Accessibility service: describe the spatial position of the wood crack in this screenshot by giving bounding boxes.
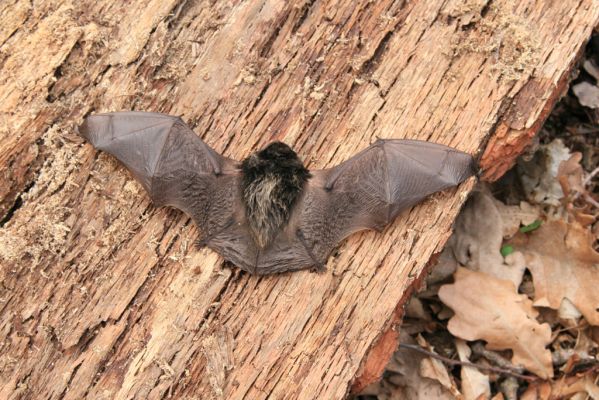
[0,179,34,227]
[260,7,292,58]
[57,361,83,400]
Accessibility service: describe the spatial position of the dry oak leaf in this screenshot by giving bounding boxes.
[518,139,572,207]
[417,335,462,399]
[583,59,599,81]
[517,219,599,326]
[494,199,539,238]
[556,152,598,224]
[358,331,455,400]
[557,152,585,198]
[451,190,525,287]
[573,81,599,109]
[439,267,553,378]
[520,373,599,400]
[455,339,491,400]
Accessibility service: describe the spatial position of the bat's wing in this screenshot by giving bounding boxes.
[262,139,476,273]
[79,111,241,240]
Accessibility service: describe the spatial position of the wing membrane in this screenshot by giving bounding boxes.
[280,139,475,270]
[80,111,240,238]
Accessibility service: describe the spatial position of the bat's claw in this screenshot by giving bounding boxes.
[373,136,386,145]
[309,262,327,274]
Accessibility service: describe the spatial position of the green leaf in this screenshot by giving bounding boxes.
[500,244,514,257]
[520,219,542,233]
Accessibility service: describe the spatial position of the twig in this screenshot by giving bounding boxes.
[581,166,599,209]
[550,322,588,341]
[583,166,599,186]
[471,342,524,374]
[399,343,538,382]
[583,193,599,209]
[568,165,599,209]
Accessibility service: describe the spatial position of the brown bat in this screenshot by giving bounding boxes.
[80,111,475,274]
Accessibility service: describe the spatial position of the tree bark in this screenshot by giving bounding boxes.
[0,1,596,399]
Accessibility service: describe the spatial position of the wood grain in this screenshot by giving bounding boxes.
[0,0,597,399]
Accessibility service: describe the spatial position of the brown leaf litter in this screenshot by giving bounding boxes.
[439,267,553,379]
[512,219,599,326]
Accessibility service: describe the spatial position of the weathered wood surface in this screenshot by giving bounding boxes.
[0,1,597,399]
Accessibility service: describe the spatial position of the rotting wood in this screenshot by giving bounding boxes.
[0,1,598,399]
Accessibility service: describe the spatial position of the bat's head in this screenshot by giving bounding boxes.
[242,141,310,176]
[241,142,311,248]
[257,142,301,163]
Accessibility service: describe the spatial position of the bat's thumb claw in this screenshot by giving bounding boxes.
[470,158,482,180]
[474,167,483,180]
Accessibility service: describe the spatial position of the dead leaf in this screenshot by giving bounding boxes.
[494,200,540,238]
[583,59,599,81]
[360,331,455,400]
[521,373,599,399]
[520,381,552,400]
[518,140,572,207]
[452,190,525,287]
[556,152,599,223]
[516,219,599,326]
[573,81,599,108]
[439,268,553,378]
[417,335,462,399]
[558,297,582,321]
[557,152,585,198]
[405,297,433,321]
[574,328,598,360]
[455,339,491,400]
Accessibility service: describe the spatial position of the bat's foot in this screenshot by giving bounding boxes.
[309,262,327,274]
[373,136,386,145]
[296,229,326,272]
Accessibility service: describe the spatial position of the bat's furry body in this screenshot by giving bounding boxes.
[80,111,476,274]
[240,142,310,248]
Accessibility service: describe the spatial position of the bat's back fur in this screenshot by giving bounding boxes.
[241,142,311,248]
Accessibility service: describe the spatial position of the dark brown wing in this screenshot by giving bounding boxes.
[251,139,475,274]
[79,111,241,241]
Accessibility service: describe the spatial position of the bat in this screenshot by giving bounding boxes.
[79,111,476,274]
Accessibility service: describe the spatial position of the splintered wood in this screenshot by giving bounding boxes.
[0,1,597,399]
